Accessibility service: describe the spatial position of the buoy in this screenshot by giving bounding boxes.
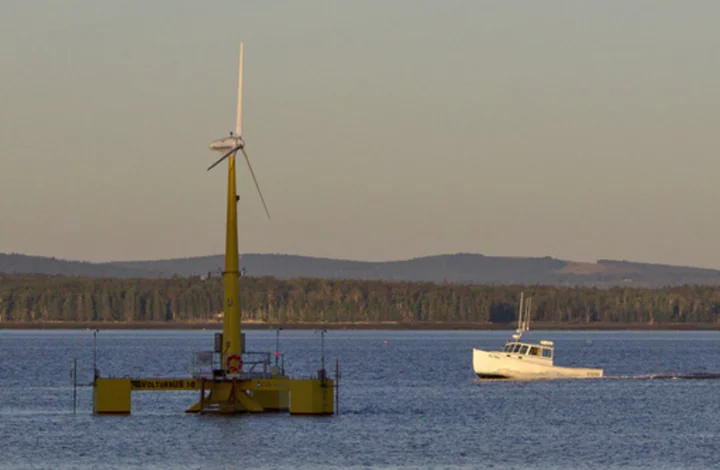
[226,354,243,373]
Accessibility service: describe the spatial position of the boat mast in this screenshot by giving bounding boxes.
[524,297,532,333]
[513,292,525,341]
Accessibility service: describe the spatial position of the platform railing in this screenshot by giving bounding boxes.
[191,350,283,379]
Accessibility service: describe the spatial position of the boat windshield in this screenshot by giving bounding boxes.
[502,340,554,358]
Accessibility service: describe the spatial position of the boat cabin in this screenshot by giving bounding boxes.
[502,340,554,361]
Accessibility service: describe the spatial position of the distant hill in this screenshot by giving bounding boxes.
[0,253,164,278]
[3,252,720,287]
[113,253,568,284]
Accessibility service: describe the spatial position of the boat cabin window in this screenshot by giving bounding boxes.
[504,342,552,358]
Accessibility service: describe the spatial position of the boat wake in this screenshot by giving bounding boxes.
[607,373,720,380]
[475,372,720,382]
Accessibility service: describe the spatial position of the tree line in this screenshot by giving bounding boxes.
[1,274,719,324]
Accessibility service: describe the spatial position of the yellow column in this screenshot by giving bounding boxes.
[94,378,132,415]
[223,153,242,369]
[289,379,335,415]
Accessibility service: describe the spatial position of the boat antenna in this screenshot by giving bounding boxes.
[513,292,525,341]
[524,297,532,332]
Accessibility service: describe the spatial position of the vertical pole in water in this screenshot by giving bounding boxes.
[320,329,327,372]
[335,358,340,415]
[200,379,205,413]
[275,327,282,367]
[93,329,98,380]
[72,359,77,414]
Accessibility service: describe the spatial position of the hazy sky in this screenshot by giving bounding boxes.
[2,1,720,268]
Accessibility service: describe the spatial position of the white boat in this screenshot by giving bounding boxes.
[472,293,603,380]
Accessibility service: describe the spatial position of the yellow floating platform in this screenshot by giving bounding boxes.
[93,376,334,416]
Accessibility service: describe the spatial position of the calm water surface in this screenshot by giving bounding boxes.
[1,329,719,469]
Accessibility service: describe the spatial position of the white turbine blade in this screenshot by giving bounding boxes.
[235,43,244,137]
[240,147,271,219]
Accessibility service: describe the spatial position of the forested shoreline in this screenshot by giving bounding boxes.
[1,274,719,326]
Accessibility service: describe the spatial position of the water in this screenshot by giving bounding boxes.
[1,329,719,469]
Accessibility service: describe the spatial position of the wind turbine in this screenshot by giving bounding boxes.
[207,43,269,375]
[208,42,271,220]
[92,43,338,417]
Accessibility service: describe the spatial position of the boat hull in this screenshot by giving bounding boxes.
[473,348,603,380]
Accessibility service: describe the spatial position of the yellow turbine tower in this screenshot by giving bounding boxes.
[206,42,271,375]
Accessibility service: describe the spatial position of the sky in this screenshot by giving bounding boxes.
[1,1,720,268]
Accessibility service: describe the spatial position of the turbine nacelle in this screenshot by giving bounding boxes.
[209,136,245,152]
